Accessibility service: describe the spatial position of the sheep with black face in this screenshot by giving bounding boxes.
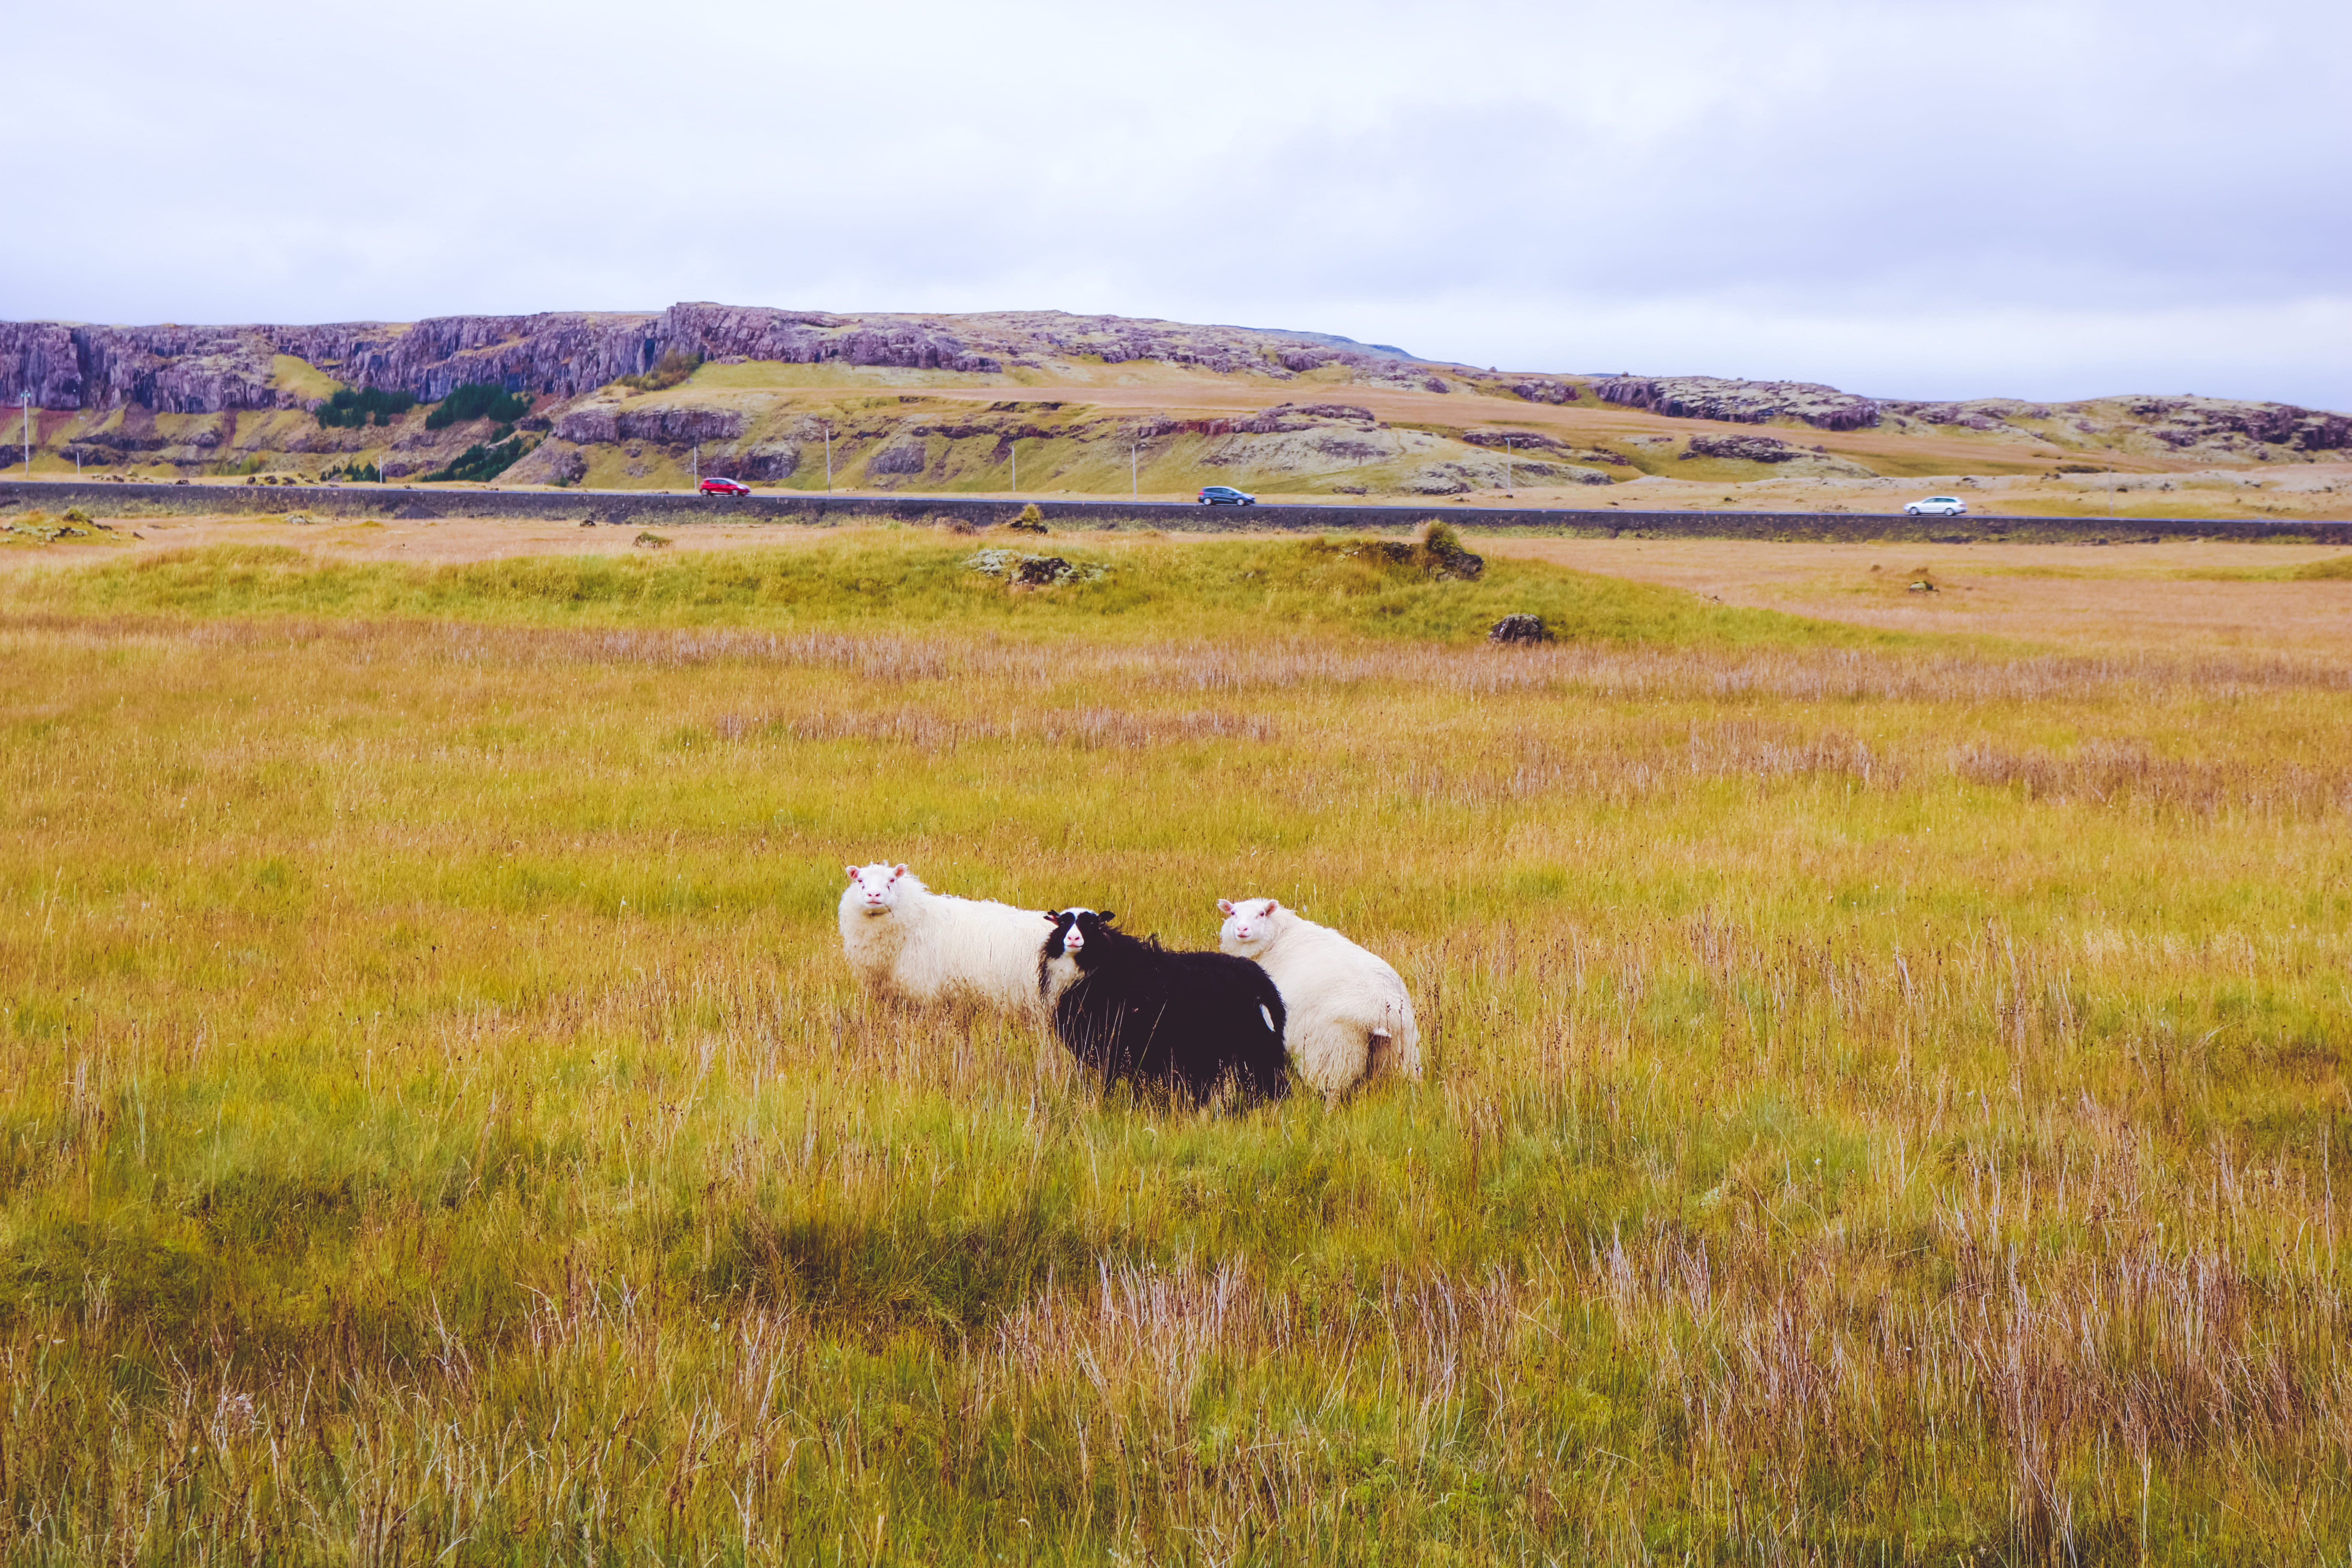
[1040,909,1290,1105]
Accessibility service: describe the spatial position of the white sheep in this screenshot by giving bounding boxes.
[1216,897,1421,1103]
[838,863,1056,1022]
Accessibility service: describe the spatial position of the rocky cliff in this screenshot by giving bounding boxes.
[4,304,2345,485]
[1592,376,1886,432]
[1878,394,2352,456]
[1590,375,2351,459]
[0,305,1437,414]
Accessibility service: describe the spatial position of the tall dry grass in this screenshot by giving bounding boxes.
[1,539,2348,1562]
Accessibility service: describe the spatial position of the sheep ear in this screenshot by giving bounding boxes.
[844,865,858,880]
[1043,910,1061,923]
[1098,911,1116,924]
[1217,899,1235,916]
[891,864,907,878]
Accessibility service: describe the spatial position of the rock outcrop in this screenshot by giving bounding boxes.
[552,406,621,445]
[733,443,800,480]
[866,439,929,475]
[1594,376,1884,432]
[1878,395,2352,457]
[615,407,744,445]
[1459,428,1571,453]
[1681,433,1806,463]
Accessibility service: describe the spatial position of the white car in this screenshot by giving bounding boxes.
[1905,495,1967,517]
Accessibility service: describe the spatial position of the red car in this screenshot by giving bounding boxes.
[699,477,751,496]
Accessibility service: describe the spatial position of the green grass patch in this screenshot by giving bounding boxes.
[0,561,2347,1559]
[267,354,341,401]
[17,534,1899,647]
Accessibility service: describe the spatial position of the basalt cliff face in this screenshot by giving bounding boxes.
[0,305,1434,414]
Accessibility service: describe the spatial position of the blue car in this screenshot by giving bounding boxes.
[1198,486,1258,505]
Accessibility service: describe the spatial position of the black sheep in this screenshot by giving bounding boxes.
[1039,909,1290,1105]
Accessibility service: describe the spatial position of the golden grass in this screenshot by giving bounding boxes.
[7,534,1884,650]
[2,534,2349,1562]
[1482,536,2352,655]
[267,355,343,401]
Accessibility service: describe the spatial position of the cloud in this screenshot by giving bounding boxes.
[7,0,2346,404]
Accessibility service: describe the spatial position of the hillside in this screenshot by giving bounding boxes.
[2,305,2347,514]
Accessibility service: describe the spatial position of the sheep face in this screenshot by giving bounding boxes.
[844,862,910,916]
[1217,898,1283,953]
[1044,908,1116,973]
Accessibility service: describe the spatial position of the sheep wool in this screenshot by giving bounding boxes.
[1217,897,1421,1103]
[1044,909,1290,1106]
[838,863,1057,1022]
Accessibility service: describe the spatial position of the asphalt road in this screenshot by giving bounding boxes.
[5,477,2348,545]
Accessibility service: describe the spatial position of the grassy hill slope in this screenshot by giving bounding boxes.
[16,531,1899,649]
[6,308,2345,512]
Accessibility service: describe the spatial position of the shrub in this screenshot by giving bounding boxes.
[425,384,534,430]
[420,436,533,484]
[315,387,418,428]
[323,461,383,484]
[616,350,703,393]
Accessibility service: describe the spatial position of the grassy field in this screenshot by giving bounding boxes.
[3,530,2349,1564]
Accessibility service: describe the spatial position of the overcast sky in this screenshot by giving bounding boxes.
[9,0,2347,405]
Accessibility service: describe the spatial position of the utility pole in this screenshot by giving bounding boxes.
[18,394,29,475]
[1011,441,1017,494]
[1131,441,1138,499]
[1503,436,1513,493]
[823,424,832,492]
[693,440,700,488]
